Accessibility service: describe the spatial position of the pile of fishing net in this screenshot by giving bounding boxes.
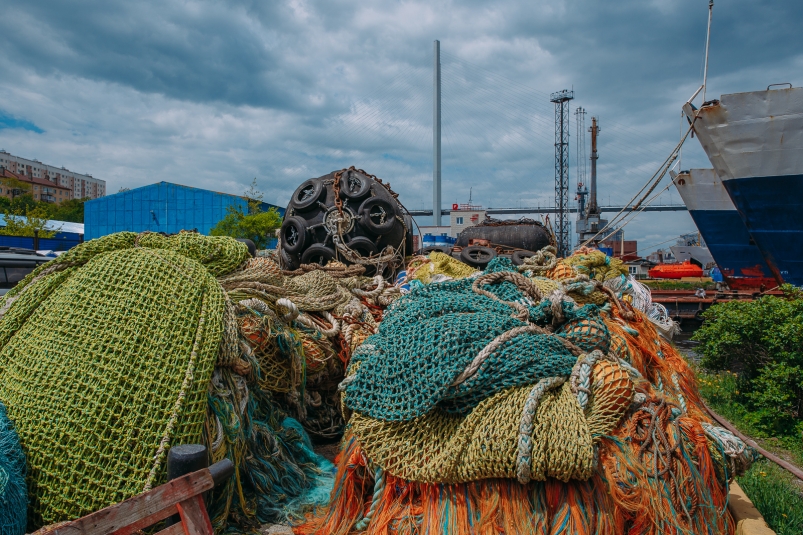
[0,231,397,533]
[295,251,758,535]
[0,230,759,535]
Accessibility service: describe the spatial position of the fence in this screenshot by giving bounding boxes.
[0,231,83,252]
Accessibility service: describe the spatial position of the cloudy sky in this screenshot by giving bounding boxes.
[1,0,801,251]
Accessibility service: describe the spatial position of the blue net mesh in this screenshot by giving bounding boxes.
[0,401,26,535]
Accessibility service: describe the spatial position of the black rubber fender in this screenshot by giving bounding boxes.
[359,197,397,235]
[340,169,372,200]
[346,236,379,258]
[235,238,256,258]
[280,248,300,270]
[460,245,497,268]
[511,249,537,266]
[280,216,308,254]
[290,179,325,212]
[346,236,380,276]
[422,245,452,256]
[403,214,414,255]
[301,244,336,266]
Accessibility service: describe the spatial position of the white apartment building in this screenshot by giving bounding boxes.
[0,150,106,200]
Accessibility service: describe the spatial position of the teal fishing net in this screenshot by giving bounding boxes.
[345,258,611,421]
[0,401,26,535]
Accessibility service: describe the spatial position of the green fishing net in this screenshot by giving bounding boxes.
[0,232,248,527]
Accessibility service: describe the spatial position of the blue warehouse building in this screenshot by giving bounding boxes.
[84,182,284,240]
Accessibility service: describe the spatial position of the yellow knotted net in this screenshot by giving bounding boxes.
[410,252,479,284]
[346,358,634,484]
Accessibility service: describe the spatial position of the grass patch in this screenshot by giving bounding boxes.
[694,367,803,534]
[695,368,803,464]
[641,279,717,291]
[738,460,803,535]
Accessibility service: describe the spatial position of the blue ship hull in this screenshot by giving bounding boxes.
[723,175,803,286]
[683,88,803,286]
[688,209,776,288]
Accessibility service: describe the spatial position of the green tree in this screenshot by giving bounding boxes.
[0,205,59,238]
[48,198,87,223]
[210,178,282,249]
[9,193,37,213]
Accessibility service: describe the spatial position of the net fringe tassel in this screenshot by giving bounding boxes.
[295,422,734,535]
[605,309,707,421]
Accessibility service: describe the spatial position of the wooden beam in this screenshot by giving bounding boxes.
[41,471,215,535]
[176,495,214,535]
[154,523,186,535]
[109,505,178,535]
[729,481,776,535]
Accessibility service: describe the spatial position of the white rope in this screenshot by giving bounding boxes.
[451,325,544,386]
[296,310,340,337]
[702,422,747,458]
[515,376,567,483]
[276,297,299,322]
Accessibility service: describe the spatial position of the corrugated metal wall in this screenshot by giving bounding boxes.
[84,182,284,240]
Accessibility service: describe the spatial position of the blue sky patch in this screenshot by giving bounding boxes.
[0,111,44,134]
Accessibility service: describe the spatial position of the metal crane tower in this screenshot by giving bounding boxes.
[574,107,588,217]
[551,89,574,257]
[588,116,600,215]
[575,116,610,245]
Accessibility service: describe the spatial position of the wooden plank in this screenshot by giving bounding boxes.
[110,505,178,535]
[176,495,214,535]
[153,523,186,535]
[729,481,776,535]
[46,470,215,535]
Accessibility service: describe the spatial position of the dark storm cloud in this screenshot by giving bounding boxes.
[0,0,801,250]
[0,1,336,111]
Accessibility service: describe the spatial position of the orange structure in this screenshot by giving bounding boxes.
[648,260,704,279]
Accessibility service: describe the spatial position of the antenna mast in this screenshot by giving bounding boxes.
[433,40,442,226]
[702,0,714,102]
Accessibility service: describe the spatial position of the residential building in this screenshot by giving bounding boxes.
[0,150,106,200]
[0,167,73,203]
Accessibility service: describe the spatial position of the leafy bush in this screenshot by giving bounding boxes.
[46,198,87,223]
[0,195,86,225]
[0,206,57,238]
[210,179,282,250]
[695,367,803,460]
[693,287,803,436]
